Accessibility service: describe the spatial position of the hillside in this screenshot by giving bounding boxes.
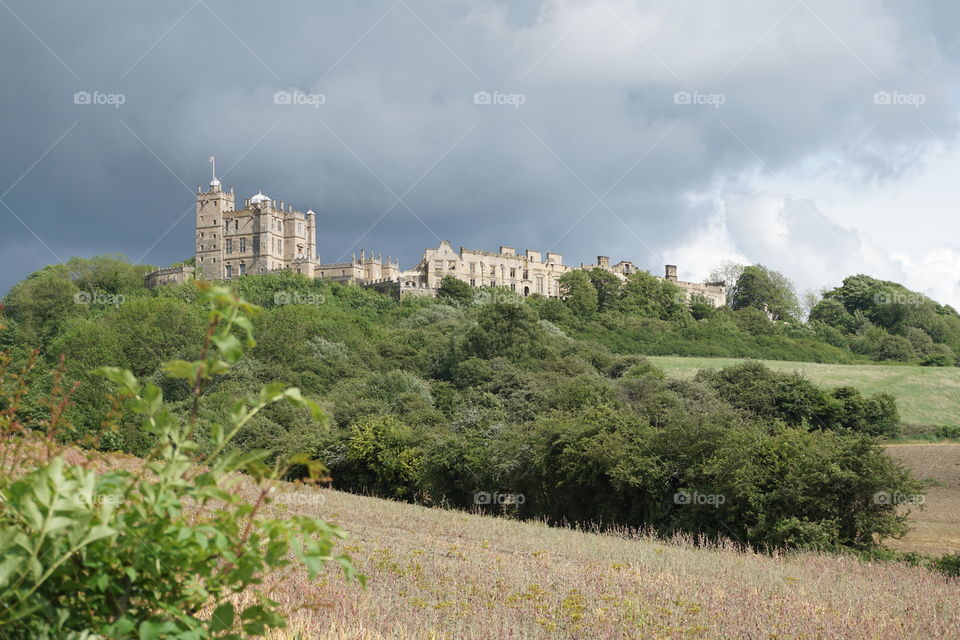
[649,356,960,429]
[257,482,960,639]
[886,443,960,555]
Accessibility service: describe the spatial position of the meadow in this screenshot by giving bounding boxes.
[649,356,960,429]
[250,478,960,639]
[886,443,960,555]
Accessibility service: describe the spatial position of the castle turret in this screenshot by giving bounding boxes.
[195,166,235,280]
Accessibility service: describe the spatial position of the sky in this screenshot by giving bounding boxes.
[1,0,959,306]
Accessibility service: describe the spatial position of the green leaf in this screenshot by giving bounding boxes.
[209,601,235,632]
[212,334,243,364]
[162,360,198,381]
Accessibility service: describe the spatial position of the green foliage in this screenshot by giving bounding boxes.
[462,302,548,361]
[436,275,475,306]
[587,268,622,312]
[616,271,686,320]
[558,270,598,318]
[0,281,362,638]
[1,257,937,559]
[730,265,801,321]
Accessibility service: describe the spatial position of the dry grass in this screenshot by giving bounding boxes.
[886,443,960,555]
[245,481,960,639]
[11,444,960,638]
[648,355,960,428]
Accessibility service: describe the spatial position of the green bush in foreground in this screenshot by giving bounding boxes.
[0,283,363,639]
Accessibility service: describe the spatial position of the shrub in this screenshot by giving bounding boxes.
[0,282,362,638]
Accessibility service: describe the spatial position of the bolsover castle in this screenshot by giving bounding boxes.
[146,174,726,306]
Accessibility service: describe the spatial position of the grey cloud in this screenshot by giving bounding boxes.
[1,0,959,300]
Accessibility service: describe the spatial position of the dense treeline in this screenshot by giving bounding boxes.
[1,256,927,550]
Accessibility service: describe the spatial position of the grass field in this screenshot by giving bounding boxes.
[886,443,960,556]
[648,356,960,429]
[247,481,960,639]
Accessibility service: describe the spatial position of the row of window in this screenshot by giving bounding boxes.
[433,260,558,281]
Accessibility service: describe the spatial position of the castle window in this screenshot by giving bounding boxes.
[510,268,516,278]
[240,238,246,253]
[226,239,233,253]
[252,236,259,254]
[224,220,229,233]
[239,263,246,276]
[234,219,239,230]
[225,264,233,279]
[297,222,302,233]
[523,270,529,279]
[510,283,516,291]
[470,278,476,286]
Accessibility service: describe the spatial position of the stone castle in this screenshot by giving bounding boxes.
[146,174,726,306]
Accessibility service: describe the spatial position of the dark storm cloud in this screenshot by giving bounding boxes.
[1,0,959,297]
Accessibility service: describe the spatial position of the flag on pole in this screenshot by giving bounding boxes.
[209,156,215,163]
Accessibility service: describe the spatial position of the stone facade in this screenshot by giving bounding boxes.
[144,265,194,288]
[317,250,401,285]
[195,180,319,280]
[185,178,394,284]
[147,173,726,307]
[399,241,568,297]
[399,241,726,305]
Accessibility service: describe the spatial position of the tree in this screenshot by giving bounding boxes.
[437,275,475,305]
[617,271,686,320]
[730,265,800,321]
[587,268,622,312]
[707,260,745,305]
[462,302,548,361]
[809,298,856,332]
[558,271,598,317]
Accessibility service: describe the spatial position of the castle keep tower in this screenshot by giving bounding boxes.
[195,165,318,279]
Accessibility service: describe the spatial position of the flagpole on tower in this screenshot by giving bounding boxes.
[209,156,216,183]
